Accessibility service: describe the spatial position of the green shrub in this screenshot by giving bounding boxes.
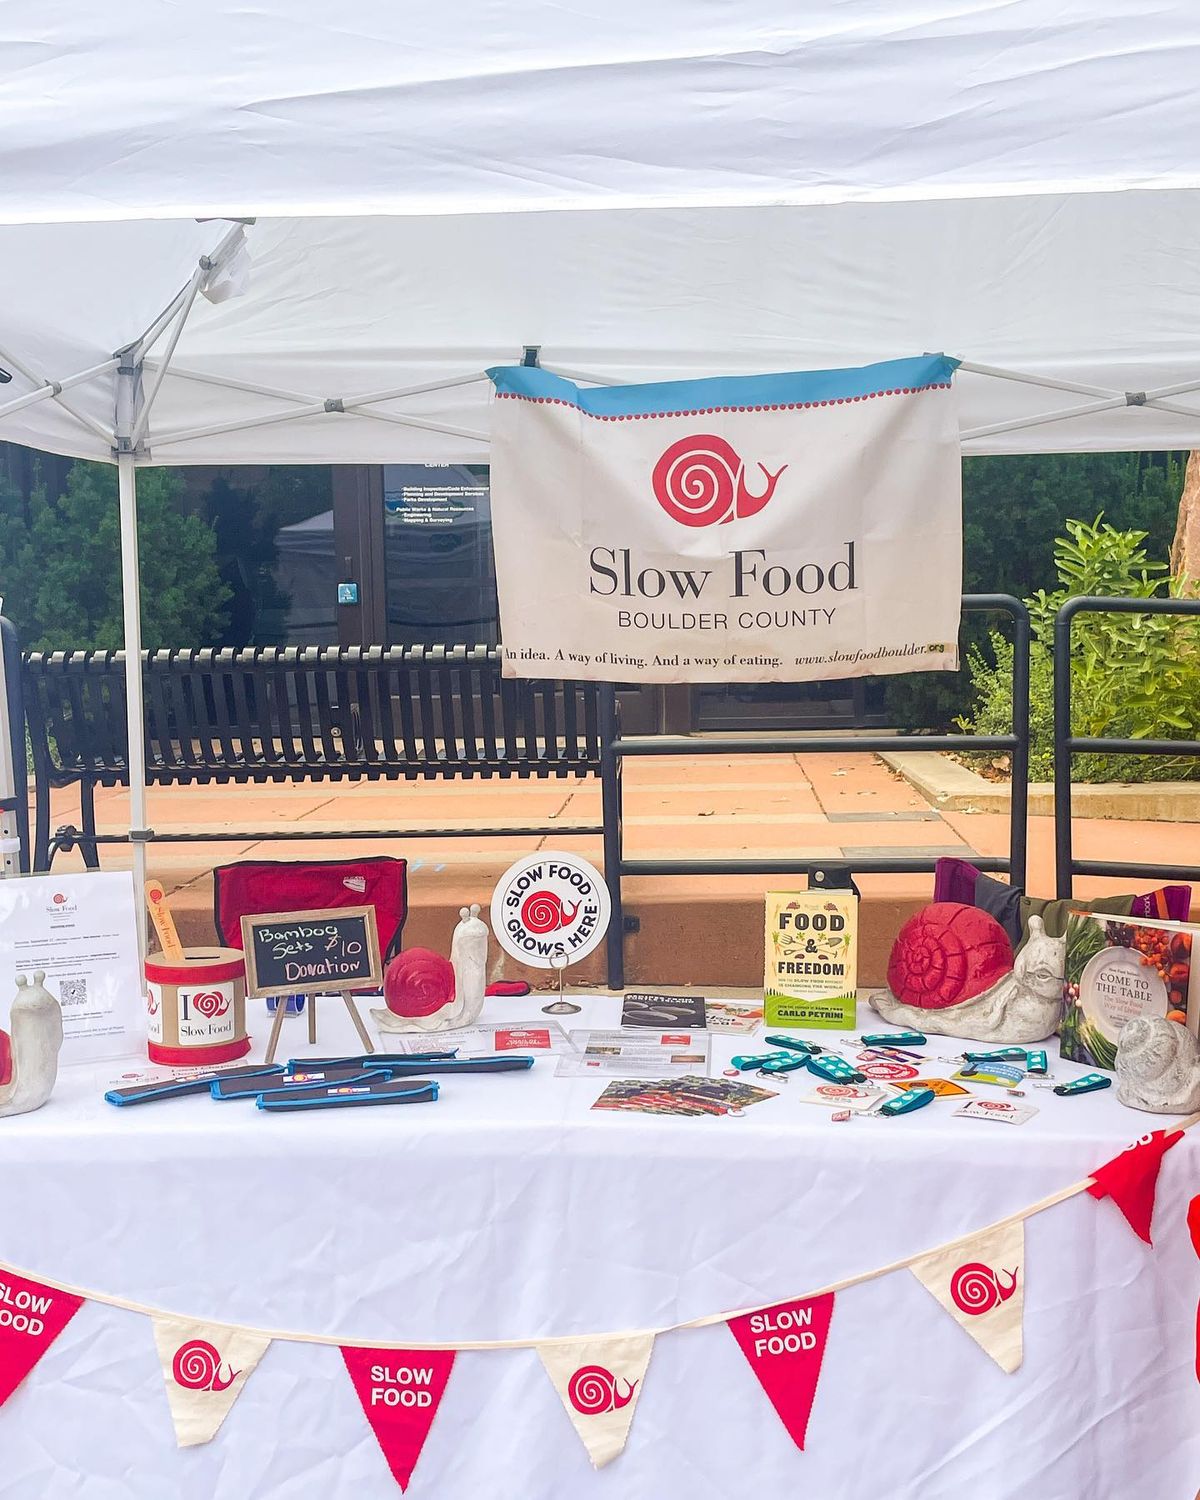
[957,517,1200,783]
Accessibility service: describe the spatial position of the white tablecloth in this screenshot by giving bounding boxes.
[0,995,1196,1500]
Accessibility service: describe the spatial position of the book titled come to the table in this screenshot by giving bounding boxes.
[1060,911,1197,1069]
[764,891,859,1030]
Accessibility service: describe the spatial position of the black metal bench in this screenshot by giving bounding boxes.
[21,645,618,870]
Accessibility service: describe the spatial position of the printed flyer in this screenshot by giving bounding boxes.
[0,872,142,1062]
[764,892,858,1030]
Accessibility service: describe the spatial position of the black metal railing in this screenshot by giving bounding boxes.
[600,595,1031,987]
[0,619,28,873]
[1053,595,1200,897]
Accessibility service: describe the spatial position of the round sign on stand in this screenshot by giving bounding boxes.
[489,852,611,1016]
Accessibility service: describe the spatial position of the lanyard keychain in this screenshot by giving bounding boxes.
[962,1047,1029,1064]
[879,1084,935,1117]
[808,1054,868,1084]
[763,1035,824,1056]
[861,1030,927,1049]
[1053,1073,1112,1097]
[757,1053,813,1075]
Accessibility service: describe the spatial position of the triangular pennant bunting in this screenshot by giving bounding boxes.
[1188,1195,1200,1384]
[538,1333,654,1469]
[1087,1128,1183,1244]
[727,1292,834,1450]
[151,1315,271,1447]
[0,1271,82,1405]
[341,1346,456,1491]
[910,1220,1024,1373]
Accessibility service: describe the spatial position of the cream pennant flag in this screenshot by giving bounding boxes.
[151,1315,271,1447]
[909,1220,1025,1373]
[538,1333,654,1468]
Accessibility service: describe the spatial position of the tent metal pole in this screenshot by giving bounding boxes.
[961,394,1130,442]
[0,342,115,445]
[129,270,204,446]
[114,355,149,962]
[0,358,119,422]
[952,359,1115,398]
[540,364,624,386]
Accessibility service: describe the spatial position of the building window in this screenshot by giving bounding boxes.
[382,465,498,649]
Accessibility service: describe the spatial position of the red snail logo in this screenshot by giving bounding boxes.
[567,1365,638,1416]
[520,891,580,935]
[651,434,787,527]
[190,990,229,1020]
[949,1262,1019,1317]
[146,992,160,1017]
[172,1339,239,1392]
[52,893,66,905]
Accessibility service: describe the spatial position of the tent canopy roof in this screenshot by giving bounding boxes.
[3,1,1200,462]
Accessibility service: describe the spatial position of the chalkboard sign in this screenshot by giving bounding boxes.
[240,906,383,999]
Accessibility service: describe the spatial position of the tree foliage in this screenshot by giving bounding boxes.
[0,459,230,651]
[959,517,1200,782]
[883,451,1187,728]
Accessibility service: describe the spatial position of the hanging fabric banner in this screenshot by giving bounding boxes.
[538,1333,655,1468]
[910,1221,1025,1373]
[341,1347,456,1492]
[726,1292,834,1450]
[487,355,962,685]
[151,1316,271,1447]
[0,1270,82,1406]
[1087,1129,1183,1244]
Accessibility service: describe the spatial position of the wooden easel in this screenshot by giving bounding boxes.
[263,989,375,1064]
[240,907,384,1064]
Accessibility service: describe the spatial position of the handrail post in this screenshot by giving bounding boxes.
[1053,602,1075,898]
[598,683,624,989]
[1008,599,1031,893]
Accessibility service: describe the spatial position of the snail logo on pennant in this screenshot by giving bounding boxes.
[651,434,787,528]
[538,1334,654,1468]
[567,1364,638,1416]
[949,1262,1019,1317]
[490,852,611,970]
[910,1221,1025,1373]
[152,1315,271,1448]
[172,1338,239,1392]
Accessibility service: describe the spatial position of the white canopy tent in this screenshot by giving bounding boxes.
[3,0,1200,943]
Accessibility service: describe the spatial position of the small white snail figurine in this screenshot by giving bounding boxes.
[1116,1016,1200,1114]
[371,905,490,1034]
[0,970,64,1118]
[447,903,488,1029]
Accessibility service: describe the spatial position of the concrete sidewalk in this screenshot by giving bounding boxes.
[35,754,1199,987]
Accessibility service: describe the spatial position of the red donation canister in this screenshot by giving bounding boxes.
[144,947,250,1066]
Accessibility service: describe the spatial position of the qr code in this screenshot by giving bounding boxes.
[57,978,89,1011]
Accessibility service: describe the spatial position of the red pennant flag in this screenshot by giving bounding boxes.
[0,1270,83,1405]
[341,1347,455,1491]
[1188,1196,1200,1383]
[727,1293,834,1450]
[1087,1128,1183,1244]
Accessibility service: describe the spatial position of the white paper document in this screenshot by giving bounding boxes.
[380,1021,577,1056]
[556,1028,711,1079]
[0,872,143,1062]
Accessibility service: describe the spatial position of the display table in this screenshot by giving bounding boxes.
[0,994,1196,1499]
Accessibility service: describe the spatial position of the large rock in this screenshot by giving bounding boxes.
[1171,451,1200,594]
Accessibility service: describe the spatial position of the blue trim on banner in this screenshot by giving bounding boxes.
[486,355,958,417]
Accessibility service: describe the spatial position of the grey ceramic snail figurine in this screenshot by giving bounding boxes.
[1116,1016,1200,1114]
[0,970,64,1118]
[872,913,1066,1044]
